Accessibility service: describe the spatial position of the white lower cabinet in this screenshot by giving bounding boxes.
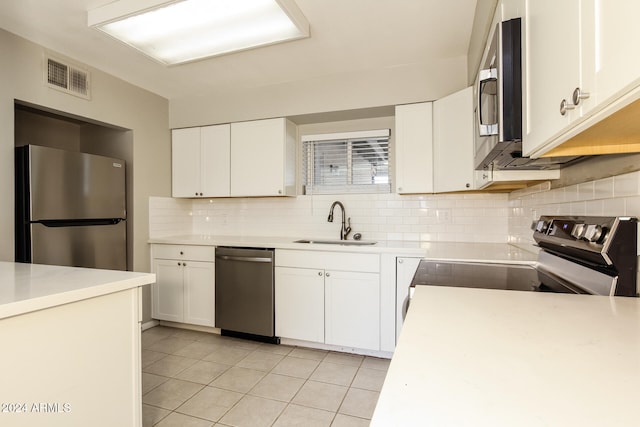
[275,267,325,343]
[152,259,185,323]
[151,244,215,327]
[324,270,380,350]
[395,257,422,341]
[275,250,381,351]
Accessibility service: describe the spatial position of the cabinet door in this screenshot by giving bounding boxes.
[183,261,215,327]
[433,87,474,192]
[172,128,202,197]
[152,259,184,322]
[275,267,325,342]
[325,271,380,350]
[231,118,287,197]
[201,124,231,197]
[590,2,640,107]
[395,257,421,343]
[394,103,433,194]
[523,0,580,156]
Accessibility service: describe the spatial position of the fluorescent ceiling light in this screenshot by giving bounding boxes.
[88,0,310,65]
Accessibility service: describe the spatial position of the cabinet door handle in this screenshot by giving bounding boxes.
[572,87,590,106]
[180,251,184,255]
[195,192,199,196]
[318,271,323,276]
[278,189,282,195]
[177,262,182,266]
[325,272,330,277]
[398,259,404,264]
[559,99,575,116]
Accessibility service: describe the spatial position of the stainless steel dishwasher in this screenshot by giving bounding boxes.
[215,246,278,343]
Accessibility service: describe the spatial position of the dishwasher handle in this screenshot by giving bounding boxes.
[216,255,273,263]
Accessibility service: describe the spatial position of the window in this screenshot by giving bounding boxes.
[302,129,391,195]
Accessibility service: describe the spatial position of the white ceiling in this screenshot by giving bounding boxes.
[0,0,478,100]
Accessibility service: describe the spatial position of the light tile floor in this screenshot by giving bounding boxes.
[142,326,389,427]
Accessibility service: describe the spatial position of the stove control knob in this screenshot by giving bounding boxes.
[571,223,586,239]
[583,224,604,242]
[532,220,549,233]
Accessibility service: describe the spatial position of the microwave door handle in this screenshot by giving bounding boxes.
[497,20,505,143]
[477,68,498,137]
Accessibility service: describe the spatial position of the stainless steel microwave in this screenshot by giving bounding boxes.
[474,18,581,170]
[474,18,522,170]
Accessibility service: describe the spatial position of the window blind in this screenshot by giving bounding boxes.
[302,129,391,195]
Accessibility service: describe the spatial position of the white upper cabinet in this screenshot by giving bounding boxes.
[588,1,640,107]
[433,87,475,192]
[524,0,640,157]
[523,0,579,156]
[172,124,230,198]
[201,125,231,197]
[230,118,297,197]
[172,127,201,198]
[394,102,434,194]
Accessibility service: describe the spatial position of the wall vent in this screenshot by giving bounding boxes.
[45,56,91,99]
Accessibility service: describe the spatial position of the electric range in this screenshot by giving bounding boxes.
[409,216,638,307]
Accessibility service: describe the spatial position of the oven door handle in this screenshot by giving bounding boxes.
[216,255,273,263]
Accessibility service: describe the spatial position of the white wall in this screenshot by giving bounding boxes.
[0,29,171,320]
[169,56,468,128]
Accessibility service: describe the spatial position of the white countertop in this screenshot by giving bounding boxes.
[0,262,155,320]
[372,286,640,426]
[149,235,539,263]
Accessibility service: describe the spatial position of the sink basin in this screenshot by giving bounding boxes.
[294,239,377,246]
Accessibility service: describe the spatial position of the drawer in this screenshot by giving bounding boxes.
[275,249,379,273]
[151,244,215,262]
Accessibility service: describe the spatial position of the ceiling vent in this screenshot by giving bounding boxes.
[45,56,91,99]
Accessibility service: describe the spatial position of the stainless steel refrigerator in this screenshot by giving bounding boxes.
[15,145,127,270]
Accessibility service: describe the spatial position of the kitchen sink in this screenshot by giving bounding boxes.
[293,239,377,246]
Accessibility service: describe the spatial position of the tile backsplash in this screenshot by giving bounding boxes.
[508,171,640,246]
[149,193,510,243]
[150,171,640,245]
[148,196,193,238]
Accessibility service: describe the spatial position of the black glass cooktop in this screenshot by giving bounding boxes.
[411,261,541,292]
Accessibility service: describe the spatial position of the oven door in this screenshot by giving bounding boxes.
[536,251,616,295]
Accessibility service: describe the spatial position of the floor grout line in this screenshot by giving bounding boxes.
[142,326,385,426]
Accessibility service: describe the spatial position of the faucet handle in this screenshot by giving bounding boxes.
[344,217,352,239]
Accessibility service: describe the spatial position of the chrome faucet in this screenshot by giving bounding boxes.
[328,201,352,240]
